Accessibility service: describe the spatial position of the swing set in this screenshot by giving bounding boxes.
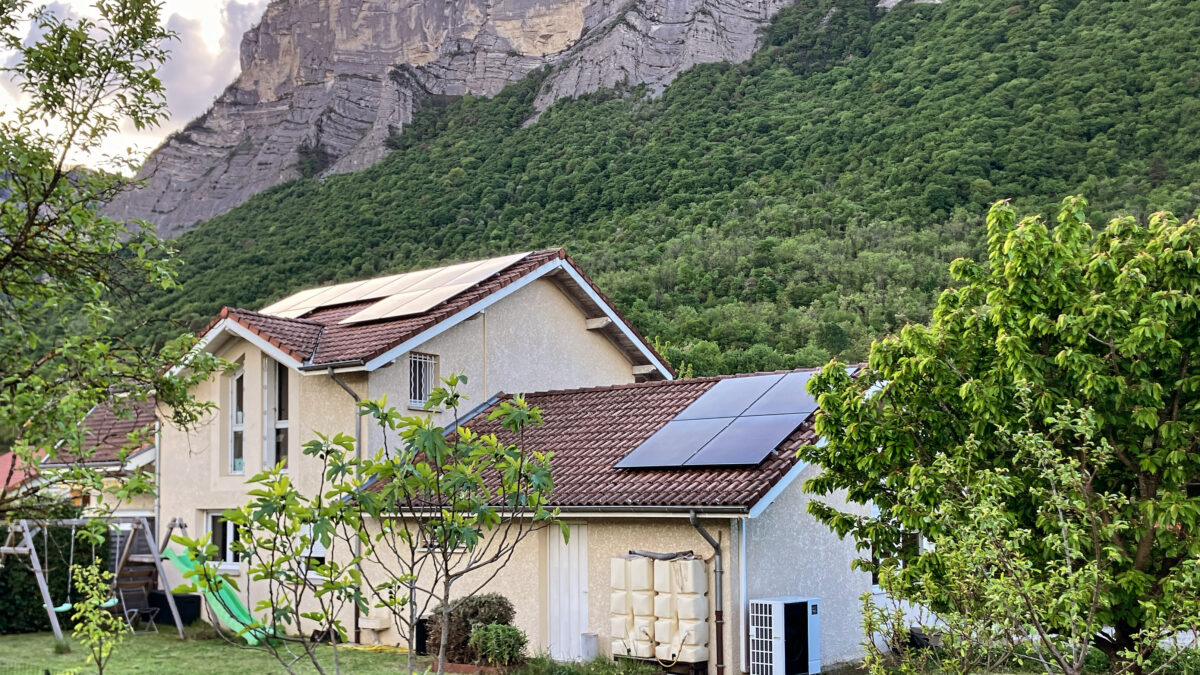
[0,516,185,642]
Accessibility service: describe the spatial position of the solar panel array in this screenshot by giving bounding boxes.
[614,371,821,469]
[259,252,531,321]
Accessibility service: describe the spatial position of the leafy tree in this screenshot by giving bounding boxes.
[0,0,219,517]
[178,376,560,675]
[173,457,364,675]
[803,197,1200,673]
[69,562,128,675]
[335,375,561,675]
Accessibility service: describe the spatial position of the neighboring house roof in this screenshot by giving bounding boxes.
[382,368,850,513]
[42,399,157,467]
[197,249,670,376]
[0,450,39,489]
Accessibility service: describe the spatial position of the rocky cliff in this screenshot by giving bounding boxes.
[107,0,800,235]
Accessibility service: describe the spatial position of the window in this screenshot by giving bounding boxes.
[409,353,438,408]
[298,524,327,580]
[265,359,289,469]
[209,513,240,568]
[230,369,245,474]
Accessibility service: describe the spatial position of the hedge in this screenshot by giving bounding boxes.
[0,524,111,634]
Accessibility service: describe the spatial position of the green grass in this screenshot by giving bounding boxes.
[0,625,426,674]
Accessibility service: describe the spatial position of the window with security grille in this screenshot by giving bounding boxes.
[409,353,438,408]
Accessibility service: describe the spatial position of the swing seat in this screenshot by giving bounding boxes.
[101,597,118,609]
[53,602,72,613]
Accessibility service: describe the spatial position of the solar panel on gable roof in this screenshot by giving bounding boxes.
[683,412,808,467]
[614,417,732,469]
[260,285,329,317]
[674,374,784,421]
[339,252,531,324]
[743,371,819,417]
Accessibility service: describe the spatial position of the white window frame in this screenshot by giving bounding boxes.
[264,358,290,471]
[408,353,438,409]
[207,512,241,574]
[229,368,245,475]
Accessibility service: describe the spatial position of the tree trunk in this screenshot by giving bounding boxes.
[1095,622,1142,675]
[437,578,452,675]
[407,577,418,674]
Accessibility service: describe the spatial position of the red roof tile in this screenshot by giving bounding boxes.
[44,398,157,466]
[201,249,664,371]
[400,370,825,510]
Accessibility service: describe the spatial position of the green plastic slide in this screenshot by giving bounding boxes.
[161,547,269,645]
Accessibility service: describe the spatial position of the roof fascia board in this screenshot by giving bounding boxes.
[196,318,306,372]
[747,438,824,519]
[361,258,565,371]
[557,263,673,379]
[379,507,748,519]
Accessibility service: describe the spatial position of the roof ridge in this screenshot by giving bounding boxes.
[501,367,830,400]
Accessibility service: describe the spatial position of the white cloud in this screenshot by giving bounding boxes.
[0,0,268,168]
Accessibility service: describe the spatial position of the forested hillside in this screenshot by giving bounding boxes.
[137,0,1200,374]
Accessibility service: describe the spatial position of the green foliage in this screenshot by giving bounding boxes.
[132,0,1200,375]
[0,0,220,518]
[804,196,1200,673]
[342,376,559,674]
[469,622,527,667]
[68,563,127,675]
[173,452,364,675]
[516,655,659,675]
[429,594,517,663]
[0,524,109,635]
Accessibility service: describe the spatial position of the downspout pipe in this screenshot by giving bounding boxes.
[690,511,725,675]
[328,368,363,643]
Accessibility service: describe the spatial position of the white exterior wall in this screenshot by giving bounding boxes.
[743,463,872,668]
[159,277,641,613]
[366,278,636,452]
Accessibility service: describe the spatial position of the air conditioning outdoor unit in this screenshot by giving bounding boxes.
[748,597,820,675]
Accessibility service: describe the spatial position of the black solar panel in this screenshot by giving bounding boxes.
[683,413,808,466]
[614,370,834,470]
[743,371,818,417]
[614,417,732,469]
[675,374,783,420]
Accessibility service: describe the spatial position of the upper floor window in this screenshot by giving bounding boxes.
[230,369,245,474]
[409,353,438,408]
[265,359,289,470]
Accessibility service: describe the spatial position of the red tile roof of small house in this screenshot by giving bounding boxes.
[42,398,157,466]
[372,368,847,511]
[200,249,668,374]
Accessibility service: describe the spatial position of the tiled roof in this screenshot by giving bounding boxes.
[429,370,824,510]
[44,399,157,466]
[201,249,665,372]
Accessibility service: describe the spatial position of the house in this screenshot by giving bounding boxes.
[368,369,872,671]
[39,398,162,566]
[157,249,667,583]
[158,249,869,672]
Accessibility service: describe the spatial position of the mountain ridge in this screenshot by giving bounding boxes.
[107,0,820,235]
[130,0,1200,375]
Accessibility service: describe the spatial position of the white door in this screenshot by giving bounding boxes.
[547,523,589,661]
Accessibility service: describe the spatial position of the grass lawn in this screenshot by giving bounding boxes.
[0,625,425,674]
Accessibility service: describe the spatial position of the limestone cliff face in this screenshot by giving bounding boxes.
[108,0,796,235]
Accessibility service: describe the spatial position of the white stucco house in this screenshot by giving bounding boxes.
[158,249,870,673]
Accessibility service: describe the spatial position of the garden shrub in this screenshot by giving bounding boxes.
[427,593,516,662]
[469,623,527,666]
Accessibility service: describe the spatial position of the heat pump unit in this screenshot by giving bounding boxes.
[748,597,820,675]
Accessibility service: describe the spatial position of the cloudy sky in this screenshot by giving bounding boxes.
[0,0,268,167]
